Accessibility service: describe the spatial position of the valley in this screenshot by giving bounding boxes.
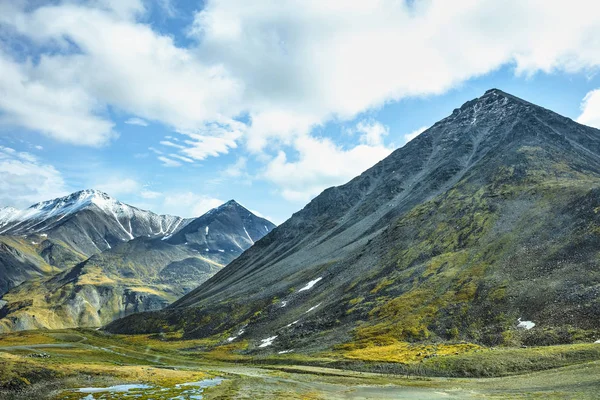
[1,329,600,399]
[3,90,600,398]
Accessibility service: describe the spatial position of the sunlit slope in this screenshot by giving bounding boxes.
[108,89,600,354]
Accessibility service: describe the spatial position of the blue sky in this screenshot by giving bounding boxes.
[1,1,600,224]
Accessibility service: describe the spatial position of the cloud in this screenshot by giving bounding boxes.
[177,120,245,161]
[222,157,248,178]
[355,120,389,146]
[169,154,195,163]
[0,146,68,208]
[577,89,600,129]
[140,189,162,199]
[158,156,182,167]
[0,1,241,147]
[125,117,149,126]
[3,0,600,159]
[95,178,141,196]
[263,135,392,202]
[160,140,185,149]
[162,192,224,217]
[0,49,116,146]
[403,126,428,144]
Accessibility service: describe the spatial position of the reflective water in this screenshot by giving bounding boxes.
[73,377,223,399]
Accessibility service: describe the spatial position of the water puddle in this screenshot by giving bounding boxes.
[72,377,223,399]
[79,384,151,393]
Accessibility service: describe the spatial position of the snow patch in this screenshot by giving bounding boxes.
[278,349,294,354]
[258,336,278,348]
[227,326,247,342]
[517,318,535,330]
[305,303,322,314]
[218,249,225,252]
[40,233,47,237]
[285,320,299,328]
[205,226,209,235]
[243,226,254,244]
[594,340,600,344]
[280,301,287,308]
[298,277,322,292]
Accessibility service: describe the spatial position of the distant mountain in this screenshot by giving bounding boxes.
[0,190,188,296]
[108,89,600,353]
[165,200,273,250]
[0,189,188,254]
[0,199,275,332]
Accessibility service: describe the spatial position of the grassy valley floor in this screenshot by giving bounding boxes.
[0,329,599,399]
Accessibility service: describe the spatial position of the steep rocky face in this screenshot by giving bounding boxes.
[166,200,275,250]
[0,235,86,296]
[107,89,600,352]
[0,200,275,332]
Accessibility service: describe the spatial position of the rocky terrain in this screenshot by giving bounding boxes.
[0,196,275,332]
[107,89,600,355]
[0,190,188,296]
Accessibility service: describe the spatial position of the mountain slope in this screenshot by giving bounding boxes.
[107,89,600,354]
[0,200,275,332]
[0,190,189,296]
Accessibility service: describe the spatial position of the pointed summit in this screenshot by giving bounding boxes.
[108,89,600,356]
[166,200,275,249]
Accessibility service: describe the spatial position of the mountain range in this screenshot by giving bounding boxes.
[0,192,275,332]
[107,89,600,355]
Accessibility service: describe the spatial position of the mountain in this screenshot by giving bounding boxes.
[107,89,600,354]
[0,190,189,296]
[0,200,275,332]
[165,200,273,249]
[0,189,188,254]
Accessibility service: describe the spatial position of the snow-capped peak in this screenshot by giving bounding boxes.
[0,206,20,226]
[0,189,188,239]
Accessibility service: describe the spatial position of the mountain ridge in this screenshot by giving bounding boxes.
[0,195,276,332]
[107,89,600,355]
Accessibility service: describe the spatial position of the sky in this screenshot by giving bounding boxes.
[1,0,600,224]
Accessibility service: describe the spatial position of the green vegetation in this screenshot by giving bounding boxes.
[0,329,599,399]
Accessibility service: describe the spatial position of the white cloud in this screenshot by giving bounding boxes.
[160,140,185,149]
[95,178,141,196]
[403,126,428,144]
[169,154,195,163]
[162,192,224,217]
[0,49,116,146]
[125,117,149,126]
[34,145,43,150]
[355,120,389,146]
[158,156,182,167]
[3,0,600,167]
[577,89,600,129]
[263,135,392,202]
[222,157,248,178]
[0,146,68,208]
[140,189,162,199]
[177,120,245,161]
[148,147,164,155]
